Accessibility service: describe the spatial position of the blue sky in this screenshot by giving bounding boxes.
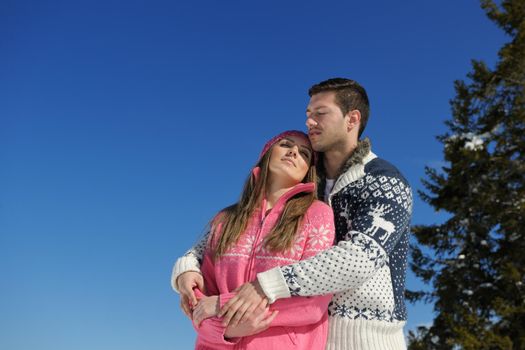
[1,1,507,349]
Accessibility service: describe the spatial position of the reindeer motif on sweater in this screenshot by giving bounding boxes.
[365,203,396,244]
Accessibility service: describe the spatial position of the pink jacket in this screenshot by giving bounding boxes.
[193,182,335,349]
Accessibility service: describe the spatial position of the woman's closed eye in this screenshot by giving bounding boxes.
[280,141,311,161]
[300,150,311,160]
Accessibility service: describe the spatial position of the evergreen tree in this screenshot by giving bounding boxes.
[408,1,525,349]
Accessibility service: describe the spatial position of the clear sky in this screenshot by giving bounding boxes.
[1,1,508,349]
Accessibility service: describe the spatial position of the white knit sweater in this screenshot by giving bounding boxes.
[256,146,412,350]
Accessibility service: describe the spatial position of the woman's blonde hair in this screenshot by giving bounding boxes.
[211,142,317,260]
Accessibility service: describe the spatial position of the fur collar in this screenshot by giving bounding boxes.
[338,137,371,175]
[316,138,371,200]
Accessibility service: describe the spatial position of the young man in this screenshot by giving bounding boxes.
[173,78,413,349]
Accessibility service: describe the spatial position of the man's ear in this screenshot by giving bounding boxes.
[346,110,361,132]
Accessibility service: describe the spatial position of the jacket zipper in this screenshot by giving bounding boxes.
[236,216,266,350]
[245,216,266,281]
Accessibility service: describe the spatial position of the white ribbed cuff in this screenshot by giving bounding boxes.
[171,256,202,293]
[326,318,406,350]
[257,267,291,303]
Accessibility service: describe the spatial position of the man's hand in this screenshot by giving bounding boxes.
[224,300,278,338]
[192,295,219,327]
[218,280,268,327]
[177,271,205,319]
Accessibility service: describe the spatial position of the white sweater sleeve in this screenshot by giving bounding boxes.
[258,173,412,302]
[171,230,209,293]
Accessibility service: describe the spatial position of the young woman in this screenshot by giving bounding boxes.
[172,130,335,349]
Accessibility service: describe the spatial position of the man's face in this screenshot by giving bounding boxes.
[305,91,348,152]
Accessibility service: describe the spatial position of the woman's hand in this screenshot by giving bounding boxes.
[177,271,205,319]
[193,295,219,327]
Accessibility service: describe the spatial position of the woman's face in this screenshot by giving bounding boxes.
[268,135,313,185]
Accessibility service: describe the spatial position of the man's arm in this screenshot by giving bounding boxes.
[220,173,412,324]
[259,175,412,301]
[171,229,209,293]
[171,229,211,317]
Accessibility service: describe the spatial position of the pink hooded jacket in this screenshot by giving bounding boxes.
[193,182,335,349]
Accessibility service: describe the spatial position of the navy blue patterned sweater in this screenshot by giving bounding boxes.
[256,140,413,348]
